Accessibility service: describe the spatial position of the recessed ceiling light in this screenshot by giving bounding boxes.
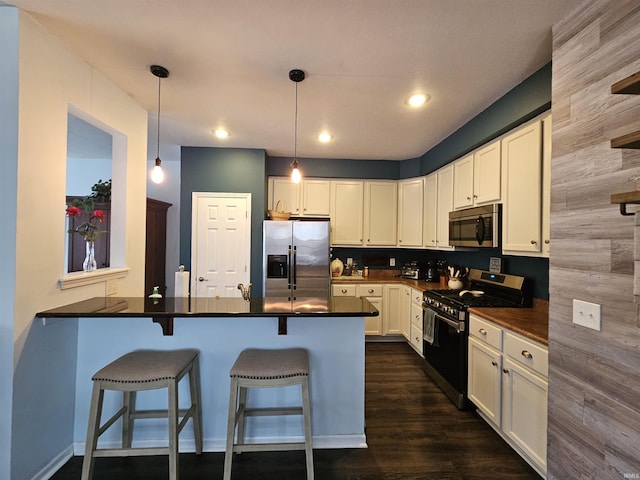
[406,93,429,108]
[213,128,229,139]
[318,132,333,143]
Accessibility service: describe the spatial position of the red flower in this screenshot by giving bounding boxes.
[91,210,105,222]
[66,206,82,217]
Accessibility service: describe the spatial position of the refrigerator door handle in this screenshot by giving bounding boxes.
[292,246,297,290]
[287,245,292,289]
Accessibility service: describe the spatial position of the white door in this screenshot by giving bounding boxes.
[191,193,251,298]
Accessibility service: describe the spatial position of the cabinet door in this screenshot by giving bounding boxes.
[365,297,383,335]
[271,177,301,215]
[502,357,548,474]
[474,139,501,205]
[397,178,423,247]
[453,154,474,209]
[541,115,551,256]
[330,180,364,245]
[302,179,330,216]
[468,336,502,426]
[383,284,403,335]
[502,121,542,253]
[423,173,438,247]
[364,181,397,246]
[401,286,411,340]
[436,165,453,248]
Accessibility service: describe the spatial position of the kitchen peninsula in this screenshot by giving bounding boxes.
[37,296,377,452]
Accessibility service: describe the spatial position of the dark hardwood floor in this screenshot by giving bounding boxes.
[51,342,541,479]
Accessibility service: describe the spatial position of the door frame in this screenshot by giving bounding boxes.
[190,192,252,296]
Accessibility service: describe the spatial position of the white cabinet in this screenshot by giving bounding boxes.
[268,177,330,217]
[453,154,474,209]
[364,181,397,246]
[397,178,423,247]
[382,284,405,335]
[468,314,548,477]
[541,115,551,256]
[408,288,424,355]
[330,180,364,245]
[501,120,543,254]
[436,165,454,249]
[332,283,383,336]
[423,173,438,248]
[400,286,411,340]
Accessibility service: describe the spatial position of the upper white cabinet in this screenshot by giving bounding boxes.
[453,140,501,210]
[364,181,397,246]
[423,173,437,248]
[541,115,551,256]
[330,180,364,245]
[474,140,502,205]
[501,120,543,254]
[436,165,454,249]
[397,178,424,247]
[268,177,330,217]
[453,154,474,209]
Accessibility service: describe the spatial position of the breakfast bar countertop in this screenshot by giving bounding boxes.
[36,296,379,336]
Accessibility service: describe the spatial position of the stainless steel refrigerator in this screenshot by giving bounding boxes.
[263,220,330,302]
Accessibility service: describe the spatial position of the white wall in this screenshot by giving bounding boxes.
[6,9,148,479]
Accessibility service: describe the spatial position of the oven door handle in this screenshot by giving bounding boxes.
[422,305,465,333]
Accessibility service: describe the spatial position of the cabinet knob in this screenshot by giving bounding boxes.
[502,368,509,374]
[479,328,487,335]
[473,194,478,199]
[491,361,498,367]
[399,239,402,243]
[466,196,471,201]
[531,240,537,244]
[544,239,550,244]
[341,288,348,294]
[521,350,533,359]
[368,289,374,294]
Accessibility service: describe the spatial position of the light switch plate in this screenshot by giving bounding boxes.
[572,299,601,331]
[390,258,396,267]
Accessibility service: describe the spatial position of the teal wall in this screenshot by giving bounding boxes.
[180,147,267,292]
[180,63,552,298]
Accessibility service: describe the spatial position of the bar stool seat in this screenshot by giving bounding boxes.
[81,349,203,480]
[223,348,313,480]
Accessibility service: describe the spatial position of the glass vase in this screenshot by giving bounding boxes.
[83,240,97,272]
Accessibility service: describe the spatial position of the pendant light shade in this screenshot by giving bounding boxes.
[289,69,305,184]
[150,65,169,184]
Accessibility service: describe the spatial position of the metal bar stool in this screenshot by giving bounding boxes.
[223,348,313,480]
[81,349,203,480]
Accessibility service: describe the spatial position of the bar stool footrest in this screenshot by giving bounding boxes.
[234,442,307,453]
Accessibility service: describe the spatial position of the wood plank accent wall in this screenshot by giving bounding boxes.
[549,0,640,478]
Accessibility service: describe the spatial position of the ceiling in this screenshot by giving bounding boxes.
[7,0,583,161]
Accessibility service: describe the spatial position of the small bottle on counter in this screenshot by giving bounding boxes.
[363,266,369,277]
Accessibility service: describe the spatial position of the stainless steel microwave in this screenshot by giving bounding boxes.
[449,204,500,248]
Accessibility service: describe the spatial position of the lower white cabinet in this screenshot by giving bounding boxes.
[331,283,383,335]
[408,288,424,355]
[468,314,548,477]
[382,284,405,335]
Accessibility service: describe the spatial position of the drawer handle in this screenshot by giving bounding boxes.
[368,289,374,294]
[491,361,497,367]
[503,368,509,374]
[521,350,533,359]
[479,328,487,335]
[341,288,348,294]
[530,240,537,245]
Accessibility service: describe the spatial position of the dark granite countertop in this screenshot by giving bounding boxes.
[36,296,378,336]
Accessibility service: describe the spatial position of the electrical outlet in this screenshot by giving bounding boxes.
[390,258,396,267]
[106,280,117,296]
[346,257,353,266]
[572,299,601,331]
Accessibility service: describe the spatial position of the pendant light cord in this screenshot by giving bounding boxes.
[294,81,298,161]
[156,75,162,159]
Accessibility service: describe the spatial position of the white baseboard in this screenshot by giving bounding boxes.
[31,445,73,480]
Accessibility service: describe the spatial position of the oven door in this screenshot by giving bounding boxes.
[422,306,468,409]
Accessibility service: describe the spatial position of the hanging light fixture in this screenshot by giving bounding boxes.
[289,69,305,184]
[150,64,169,184]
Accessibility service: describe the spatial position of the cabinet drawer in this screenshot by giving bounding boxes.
[411,303,423,328]
[469,314,502,350]
[331,284,356,296]
[504,332,548,378]
[412,289,423,305]
[356,284,383,297]
[410,323,423,354]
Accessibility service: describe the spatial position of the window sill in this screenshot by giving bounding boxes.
[58,267,130,290]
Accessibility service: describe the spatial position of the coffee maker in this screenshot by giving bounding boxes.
[425,259,440,282]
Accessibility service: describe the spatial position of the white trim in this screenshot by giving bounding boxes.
[30,444,73,480]
[58,267,129,290]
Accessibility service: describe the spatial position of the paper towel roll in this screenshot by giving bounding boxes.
[175,271,190,297]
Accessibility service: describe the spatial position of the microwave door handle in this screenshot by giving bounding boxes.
[475,216,485,245]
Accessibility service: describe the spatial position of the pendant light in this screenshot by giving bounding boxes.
[150,65,169,184]
[289,69,305,184]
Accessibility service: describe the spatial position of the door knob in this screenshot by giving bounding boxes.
[198,276,208,282]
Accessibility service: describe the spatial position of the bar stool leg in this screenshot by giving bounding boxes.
[236,386,248,447]
[81,382,104,480]
[122,390,136,448]
[168,380,179,480]
[223,377,239,480]
[301,377,314,480]
[189,359,204,454]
